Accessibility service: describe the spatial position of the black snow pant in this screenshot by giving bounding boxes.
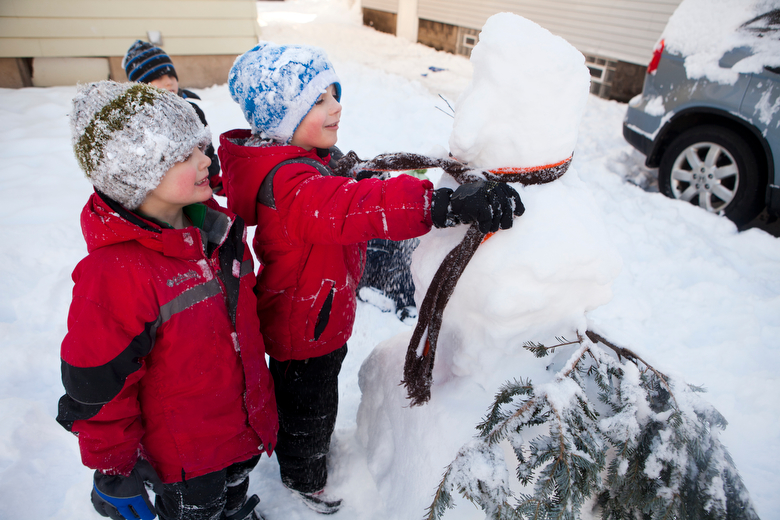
[269,344,348,494]
[154,455,260,520]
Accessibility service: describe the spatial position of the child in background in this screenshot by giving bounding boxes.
[57,81,278,520]
[357,236,419,319]
[123,40,223,193]
[219,42,523,514]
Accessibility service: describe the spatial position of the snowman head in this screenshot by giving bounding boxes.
[448,13,591,171]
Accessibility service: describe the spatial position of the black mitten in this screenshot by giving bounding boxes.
[431,187,458,228]
[435,181,524,233]
[91,459,163,520]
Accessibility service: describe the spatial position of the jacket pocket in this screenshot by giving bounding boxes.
[307,280,335,342]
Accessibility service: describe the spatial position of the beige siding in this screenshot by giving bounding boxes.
[0,0,260,58]
[417,0,681,65]
[362,0,400,14]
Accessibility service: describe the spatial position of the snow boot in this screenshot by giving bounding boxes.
[290,488,343,515]
[223,494,265,520]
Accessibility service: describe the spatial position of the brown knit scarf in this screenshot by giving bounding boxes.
[335,151,572,406]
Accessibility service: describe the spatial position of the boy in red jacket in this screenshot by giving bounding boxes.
[57,80,278,520]
[219,42,523,514]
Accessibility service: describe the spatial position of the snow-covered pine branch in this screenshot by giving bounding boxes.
[426,332,760,520]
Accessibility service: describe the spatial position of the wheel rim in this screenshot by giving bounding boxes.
[669,141,739,213]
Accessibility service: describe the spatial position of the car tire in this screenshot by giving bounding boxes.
[658,125,764,226]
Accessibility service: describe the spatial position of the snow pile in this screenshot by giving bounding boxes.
[662,0,780,84]
[357,13,621,518]
[448,13,590,170]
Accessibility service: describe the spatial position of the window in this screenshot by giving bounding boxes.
[457,28,480,57]
[585,54,617,99]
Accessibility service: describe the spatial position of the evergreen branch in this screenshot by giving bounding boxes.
[515,495,546,520]
[428,330,760,520]
[424,465,454,520]
[523,337,581,358]
[524,341,553,358]
[687,383,707,393]
[585,330,678,407]
[554,341,592,380]
[486,395,542,446]
[477,379,538,443]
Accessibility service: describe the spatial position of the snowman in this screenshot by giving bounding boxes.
[356,12,623,519]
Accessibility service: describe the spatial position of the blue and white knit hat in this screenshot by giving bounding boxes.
[122,40,177,84]
[228,42,341,143]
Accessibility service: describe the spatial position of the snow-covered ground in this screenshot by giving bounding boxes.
[0,0,778,519]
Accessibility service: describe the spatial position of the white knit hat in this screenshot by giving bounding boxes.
[70,80,211,209]
[228,42,341,143]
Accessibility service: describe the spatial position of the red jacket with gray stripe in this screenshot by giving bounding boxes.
[57,192,278,484]
[219,129,434,361]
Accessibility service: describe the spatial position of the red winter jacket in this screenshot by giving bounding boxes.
[219,129,434,361]
[57,193,278,484]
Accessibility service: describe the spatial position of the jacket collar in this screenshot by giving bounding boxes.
[83,191,233,261]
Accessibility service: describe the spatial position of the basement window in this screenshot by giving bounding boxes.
[457,27,480,57]
[584,54,617,99]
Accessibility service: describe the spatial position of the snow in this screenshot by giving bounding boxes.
[756,88,780,126]
[0,0,778,519]
[662,0,780,84]
[644,95,666,117]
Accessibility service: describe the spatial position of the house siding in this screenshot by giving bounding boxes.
[362,0,400,14]
[0,0,259,87]
[0,0,259,58]
[415,0,680,66]
[363,0,680,100]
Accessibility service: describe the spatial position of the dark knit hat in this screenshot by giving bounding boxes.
[122,40,178,84]
[228,42,341,143]
[70,81,211,209]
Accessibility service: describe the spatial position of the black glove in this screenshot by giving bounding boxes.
[206,144,220,178]
[91,459,163,520]
[431,187,458,228]
[432,180,524,233]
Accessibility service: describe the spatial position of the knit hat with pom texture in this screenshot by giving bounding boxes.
[228,42,341,143]
[71,81,211,209]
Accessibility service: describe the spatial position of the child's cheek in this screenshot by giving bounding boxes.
[173,176,190,197]
[173,173,201,200]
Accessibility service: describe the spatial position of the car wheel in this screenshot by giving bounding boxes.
[658,125,763,226]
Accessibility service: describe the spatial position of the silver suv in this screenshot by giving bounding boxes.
[623,6,780,226]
